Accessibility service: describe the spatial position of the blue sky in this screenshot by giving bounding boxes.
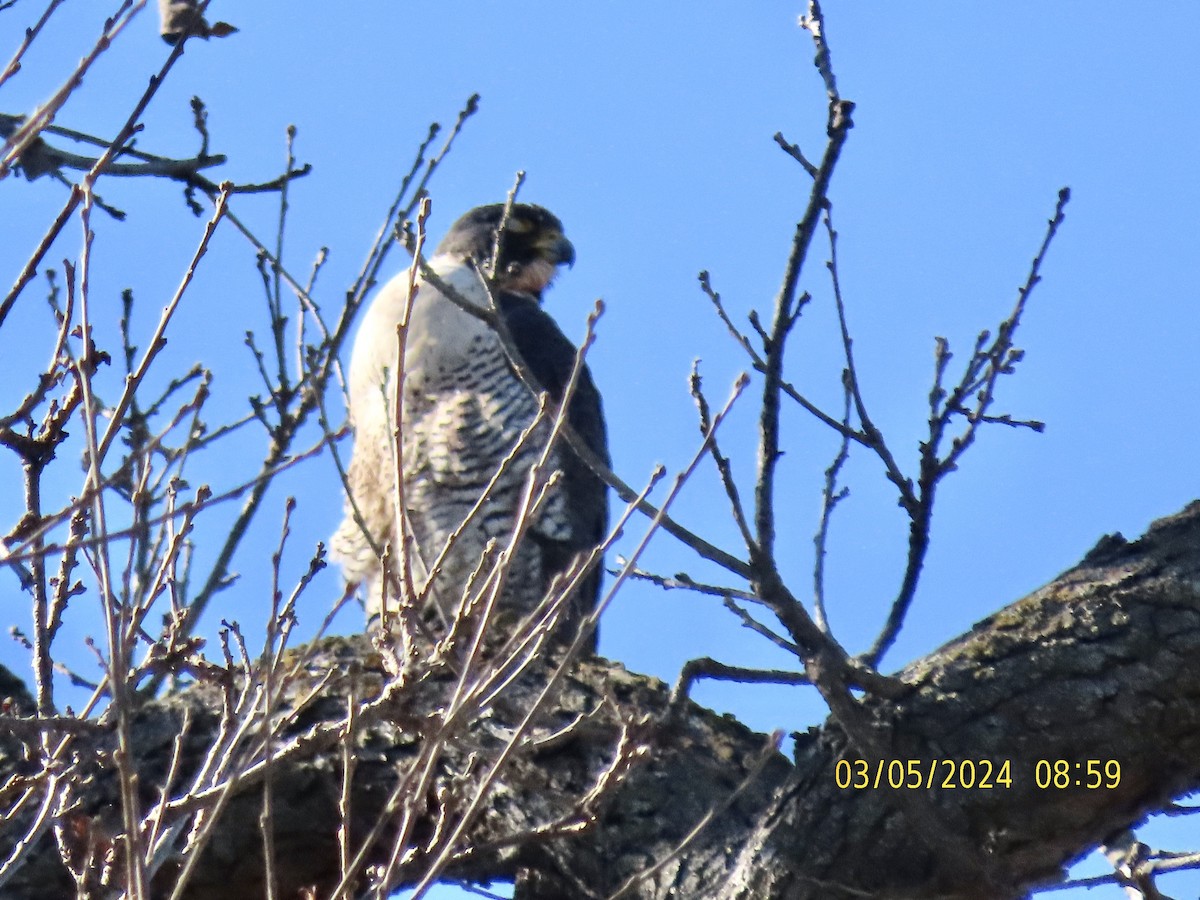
[2,3,1199,897]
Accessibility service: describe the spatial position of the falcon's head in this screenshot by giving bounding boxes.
[435,203,575,298]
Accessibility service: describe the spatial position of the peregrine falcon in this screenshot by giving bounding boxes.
[332,203,608,648]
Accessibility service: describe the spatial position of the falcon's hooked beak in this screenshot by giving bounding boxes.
[538,233,576,269]
[499,228,576,297]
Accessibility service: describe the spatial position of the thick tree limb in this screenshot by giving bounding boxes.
[2,502,1200,899]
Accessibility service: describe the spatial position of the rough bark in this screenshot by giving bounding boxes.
[3,501,1200,899]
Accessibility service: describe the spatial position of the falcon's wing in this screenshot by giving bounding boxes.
[497,291,609,607]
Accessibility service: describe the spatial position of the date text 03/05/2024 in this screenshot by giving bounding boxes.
[834,759,1122,791]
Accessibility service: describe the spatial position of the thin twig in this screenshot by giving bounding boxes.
[689,360,756,556]
[670,659,808,712]
[865,187,1070,666]
[812,372,853,632]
